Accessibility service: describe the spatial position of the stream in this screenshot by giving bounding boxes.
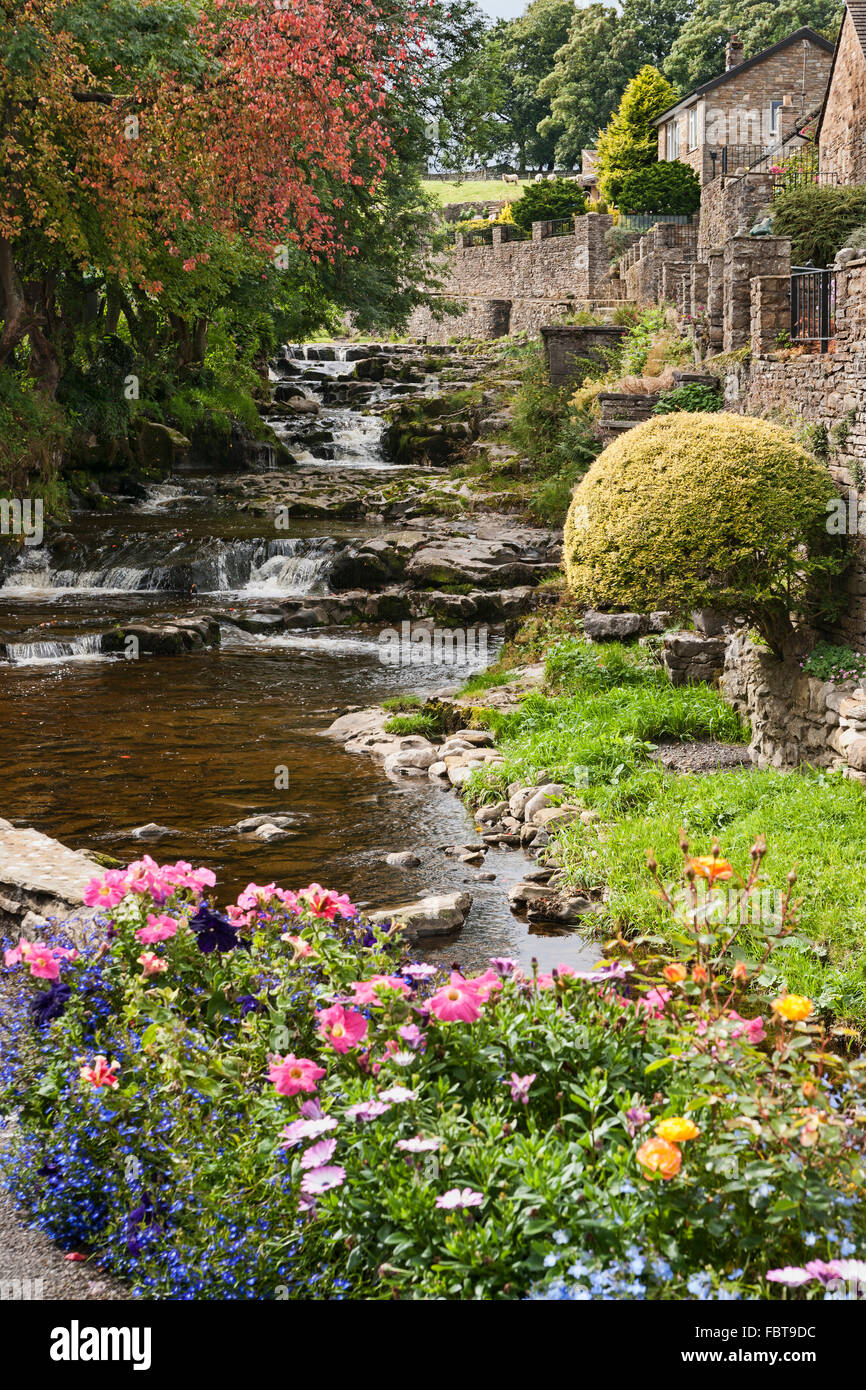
[0,345,597,973]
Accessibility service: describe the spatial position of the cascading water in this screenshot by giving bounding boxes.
[0,342,587,974]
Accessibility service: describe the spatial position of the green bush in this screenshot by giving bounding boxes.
[511,179,587,233]
[652,382,722,414]
[0,368,69,508]
[771,184,866,267]
[563,413,848,659]
[596,66,679,207]
[618,161,701,216]
[801,641,866,685]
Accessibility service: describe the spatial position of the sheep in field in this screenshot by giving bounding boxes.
[502,172,519,184]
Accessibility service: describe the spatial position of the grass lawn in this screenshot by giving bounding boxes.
[422,178,533,205]
[463,636,866,1026]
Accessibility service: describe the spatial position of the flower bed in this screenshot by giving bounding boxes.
[1,847,865,1300]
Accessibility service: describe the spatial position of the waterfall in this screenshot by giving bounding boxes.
[3,634,107,665]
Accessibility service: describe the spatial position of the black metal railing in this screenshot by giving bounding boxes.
[548,218,574,237]
[791,266,836,350]
[772,169,839,198]
[461,228,493,247]
[499,224,530,242]
[719,145,767,175]
[617,213,695,232]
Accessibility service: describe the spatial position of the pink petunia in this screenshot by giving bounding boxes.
[428,974,483,1023]
[137,952,167,977]
[281,933,313,957]
[435,1187,483,1210]
[268,1054,326,1097]
[298,884,356,921]
[398,1023,426,1049]
[24,944,62,981]
[300,1138,337,1169]
[300,1165,346,1195]
[80,1055,119,1089]
[351,975,411,1006]
[236,882,278,911]
[464,969,502,1002]
[136,913,178,945]
[317,1003,368,1053]
[82,870,128,910]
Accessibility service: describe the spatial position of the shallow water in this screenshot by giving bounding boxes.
[0,347,597,974]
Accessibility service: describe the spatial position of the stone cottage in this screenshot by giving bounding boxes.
[653,27,835,184]
[817,1,866,185]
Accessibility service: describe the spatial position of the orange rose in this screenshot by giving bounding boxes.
[692,964,710,984]
[663,963,687,983]
[636,1136,682,1180]
[655,1116,700,1143]
[688,856,733,885]
[732,961,747,983]
[772,994,813,1023]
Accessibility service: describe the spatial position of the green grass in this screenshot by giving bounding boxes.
[381,694,424,712]
[463,636,866,1025]
[422,179,533,205]
[383,712,444,738]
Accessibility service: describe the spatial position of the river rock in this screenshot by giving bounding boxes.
[532,805,581,831]
[385,851,422,869]
[255,823,292,843]
[428,761,449,781]
[130,823,172,841]
[383,744,439,775]
[0,823,103,934]
[523,784,567,822]
[508,880,556,906]
[526,893,596,925]
[474,801,508,824]
[369,891,472,938]
[235,814,294,832]
[508,787,535,819]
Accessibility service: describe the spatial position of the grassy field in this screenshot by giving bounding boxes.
[422,178,533,205]
[462,635,866,1026]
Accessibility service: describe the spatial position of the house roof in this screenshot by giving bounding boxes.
[816,4,866,143]
[652,27,836,127]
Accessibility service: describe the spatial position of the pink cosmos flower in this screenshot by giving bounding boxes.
[345,1100,391,1122]
[280,1116,338,1147]
[396,1136,442,1153]
[300,1138,337,1169]
[435,1187,483,1210]
[298,884,356,921]
[351,975,411,1006]
[83,870,128,909]
[137,952,167,977]
[300,1165,346,1195]
[508,1072,536,1104]
[136,913,178,945]
[317,1003,368,1053]
[268,1054,326,1097]
[428,975,483,1023]
[378,1086,416,1103]
[80,1056,119,1089]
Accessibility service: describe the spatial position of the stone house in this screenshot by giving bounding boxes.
[817,2,866,185]
[652,28,834,185]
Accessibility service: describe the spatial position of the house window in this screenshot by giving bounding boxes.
[688,107,699,151]
[770,100,784,137]
[666,121,680,160]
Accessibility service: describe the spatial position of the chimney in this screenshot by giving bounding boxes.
[726,33,744,70]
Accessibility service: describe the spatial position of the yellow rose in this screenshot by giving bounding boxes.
[772,994,813,1022]
[663,963,687,983]
[655,1116,700,1143]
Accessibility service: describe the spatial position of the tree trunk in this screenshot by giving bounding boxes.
[0,238,34,366]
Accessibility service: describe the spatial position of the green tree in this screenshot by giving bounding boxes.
[596,66,679,206]
[538,4,644,167]
[617,160,702,213]
[487,0,577,171]
[665,0,844,93]
[620,0,698,67]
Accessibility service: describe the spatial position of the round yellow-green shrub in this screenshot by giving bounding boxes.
[563,412,848,658]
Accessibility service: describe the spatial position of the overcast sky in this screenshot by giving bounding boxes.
[475,0,530,17]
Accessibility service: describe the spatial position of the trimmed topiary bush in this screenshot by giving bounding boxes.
[563,413,848,659]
